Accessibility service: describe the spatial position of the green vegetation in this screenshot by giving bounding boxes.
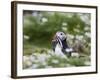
[23,11,91,69]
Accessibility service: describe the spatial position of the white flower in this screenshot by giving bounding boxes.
[37,54,47,62]
[84,61,91,66]
[67,13,73,18]
[52,59,59,64]
[62,22,67,26]
[42,62,47,66]
[67,34,74,39]
[74,28,80,33]
[32,53,38,56]
[31,64,39,69]
[24,60,32,68]
[47,50,54,57]
[85,32,90,37]
[71,52,79,57]
[24,19,31,25]
[42,17,48,23]
[76,35,83,40]
[29,55,35,62]
[23,56,33,68]
[23,56,30,61]
[24,35,29,40]
[33,59,39,63]
[80,14,90,25]
[32,12,40,17]
[62,27,67,31]
[84,26,90,31]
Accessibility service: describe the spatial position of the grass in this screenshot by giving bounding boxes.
[23,45,91,69]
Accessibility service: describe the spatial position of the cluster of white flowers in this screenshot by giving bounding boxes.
[23,52,53,69]
[23,49,91,69]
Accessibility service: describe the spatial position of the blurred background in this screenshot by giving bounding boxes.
[23,10,91,69]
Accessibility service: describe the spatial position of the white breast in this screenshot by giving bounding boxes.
[54,43,66,58]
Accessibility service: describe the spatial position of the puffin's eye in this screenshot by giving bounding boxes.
[60,33,63,35]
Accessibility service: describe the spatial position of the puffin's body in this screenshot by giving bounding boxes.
[52,31,73,57]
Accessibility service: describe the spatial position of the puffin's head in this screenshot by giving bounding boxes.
[52,31,67,48]
[56,31,66,41]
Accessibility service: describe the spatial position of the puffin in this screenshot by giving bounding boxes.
[52,31,73,57]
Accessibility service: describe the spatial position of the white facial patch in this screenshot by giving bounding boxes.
[56,31,66,40]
